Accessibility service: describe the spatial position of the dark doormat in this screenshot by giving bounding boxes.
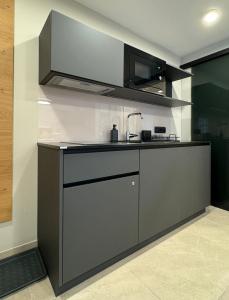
[0,248,47,298]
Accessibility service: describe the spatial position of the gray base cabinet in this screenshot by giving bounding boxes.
[139,146,210,242]
[63,175,139,283]
[38,144,210,296]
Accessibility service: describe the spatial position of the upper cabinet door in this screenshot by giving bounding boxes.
[50,11,124,87]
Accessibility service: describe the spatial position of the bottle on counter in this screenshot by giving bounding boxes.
[110,124,118,143]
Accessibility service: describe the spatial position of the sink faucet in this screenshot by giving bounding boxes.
[126,112,143,141]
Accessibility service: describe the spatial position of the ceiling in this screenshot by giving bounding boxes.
[193,54,229,89]
[75,0,229,58]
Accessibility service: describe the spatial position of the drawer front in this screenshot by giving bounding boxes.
[62,175,139,283]
[64,150,139,184]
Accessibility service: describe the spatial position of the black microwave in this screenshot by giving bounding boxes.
[124,44,166,96]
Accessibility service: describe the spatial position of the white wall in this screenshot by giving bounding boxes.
[38,87,182,143]
[0,0,190,253]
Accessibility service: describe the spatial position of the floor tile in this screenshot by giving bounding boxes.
[5,206,229,300]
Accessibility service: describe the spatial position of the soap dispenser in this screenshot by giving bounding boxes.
[110,124,118,143]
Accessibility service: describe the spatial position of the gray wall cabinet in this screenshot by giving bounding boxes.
[38,144,210,295]
[39,10,124,87]
[39,11,192,107]
[139,146,210,242]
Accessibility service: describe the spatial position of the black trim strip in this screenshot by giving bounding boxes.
[180,48,229,69]
[63,171,139,188]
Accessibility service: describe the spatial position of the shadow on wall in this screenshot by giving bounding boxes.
[0,37,40,252]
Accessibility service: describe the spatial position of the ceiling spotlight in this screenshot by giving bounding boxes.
[202,9,220,25]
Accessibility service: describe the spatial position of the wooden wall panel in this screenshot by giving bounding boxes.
[0,0,14,222]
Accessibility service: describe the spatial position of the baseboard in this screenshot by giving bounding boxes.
[0,240,38,260]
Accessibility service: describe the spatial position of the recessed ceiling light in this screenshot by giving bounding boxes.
[202,9,220,25]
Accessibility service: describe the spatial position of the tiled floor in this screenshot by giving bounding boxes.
[5,206,229,300]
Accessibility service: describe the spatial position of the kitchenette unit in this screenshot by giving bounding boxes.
[37,10,211,296]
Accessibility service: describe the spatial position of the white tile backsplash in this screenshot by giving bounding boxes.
[38,85,182,142]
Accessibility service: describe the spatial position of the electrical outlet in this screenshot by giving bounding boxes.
[154,126,166,133]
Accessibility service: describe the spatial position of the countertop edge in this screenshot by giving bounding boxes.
[37,141,211,152]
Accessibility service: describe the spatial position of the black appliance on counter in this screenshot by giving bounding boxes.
[141,130,152,142]
[141,130,179,142]
[124,45,166,96]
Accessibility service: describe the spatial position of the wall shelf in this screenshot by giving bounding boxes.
[106,86,192,107]
[165,64,193,82]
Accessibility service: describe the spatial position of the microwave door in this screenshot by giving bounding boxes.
[133,62,165,95]
[131,58,163,85]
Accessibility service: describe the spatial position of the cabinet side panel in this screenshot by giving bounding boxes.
[39,12,52,83]
[38,147,63,292]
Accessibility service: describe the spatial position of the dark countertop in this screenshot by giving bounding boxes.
[38,141,210,153]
